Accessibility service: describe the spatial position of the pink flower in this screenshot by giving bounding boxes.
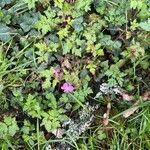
[61,82,74,93]
[54,68,61,77]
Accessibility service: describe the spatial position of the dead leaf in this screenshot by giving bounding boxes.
[142,90,150,101]
[52,128,64,138]
[123,101,139,118]
[121,92,133,101]
[62,59,72,69]
[107,102,111,110]
[103,113,109,126]
[103,103,111,126]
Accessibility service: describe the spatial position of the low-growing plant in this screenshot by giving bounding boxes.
[0,0,150,149]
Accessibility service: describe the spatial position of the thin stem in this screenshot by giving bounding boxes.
[37,118,40,150]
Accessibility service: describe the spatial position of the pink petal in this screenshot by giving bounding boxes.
[54,68,61,77]
[61,82,74,93]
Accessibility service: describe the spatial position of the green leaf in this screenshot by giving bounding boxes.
[54,0,65,9]
[46,93,57,109]
[0,123,7,138]
[23,0,38,9]
[19,12,39,32]
[130,0,143,10]
[23,94,41,118]
[72,17,84,32]
[34,7,58,35]
[58,27,69,40]
[0,0,12,7]
[35,42,48,51]
[0,117,19,138]
[139,19,150,31]
[41,109,63,132]
[0,23,11,42]
[97,130,107,140]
